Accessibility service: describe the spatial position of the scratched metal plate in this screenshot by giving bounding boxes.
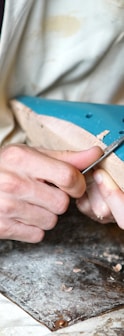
[0,200,124,331]
[45,308,124,336]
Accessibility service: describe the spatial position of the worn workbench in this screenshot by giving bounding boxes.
[0,200,124,333]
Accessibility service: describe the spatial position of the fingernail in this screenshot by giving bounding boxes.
[93,172,103,184]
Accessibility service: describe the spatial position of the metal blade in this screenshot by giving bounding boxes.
[82,136,124,175]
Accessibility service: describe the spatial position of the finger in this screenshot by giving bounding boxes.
[93,169,124,229]
[1,145,86,198]
[0,171,70,214]
[16,205,58,231]
[0,197,58,230]
[37,146,103,170]
[86,174,112,220]
[76,192,115,224]
[0,218,45,243]
[76,193,96,220]
[36,147,103,198]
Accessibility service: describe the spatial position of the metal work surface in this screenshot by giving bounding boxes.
[0,200,124,331]
[45,309,124,336]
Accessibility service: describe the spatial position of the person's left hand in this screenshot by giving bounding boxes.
[76,168,124,230]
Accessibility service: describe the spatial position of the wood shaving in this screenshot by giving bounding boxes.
[109,276,115,281]
[73,268,81,273]
[112,263,122,272]
[97,130,110,141]
[61,284,73,292]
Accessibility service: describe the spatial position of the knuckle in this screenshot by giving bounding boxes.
[1,174,20,194]
[46,213,58,230]
[29,229,45,243]
[0,145,25,166]
[0,199,15,216]
[55,193,70,214]
[61,166,78,188]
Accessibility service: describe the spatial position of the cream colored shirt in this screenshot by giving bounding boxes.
[0,0,124,145]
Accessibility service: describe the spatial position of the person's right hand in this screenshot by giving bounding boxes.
[0,144,102,243]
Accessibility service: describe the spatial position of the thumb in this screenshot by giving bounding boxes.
[37,146,103,171]
[93,169,124,229]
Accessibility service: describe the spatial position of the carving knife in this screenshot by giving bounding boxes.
[82,136,124,175]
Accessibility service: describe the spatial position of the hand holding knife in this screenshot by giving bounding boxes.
[82,136,124,175]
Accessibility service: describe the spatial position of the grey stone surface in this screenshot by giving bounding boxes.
[0,201,124,331]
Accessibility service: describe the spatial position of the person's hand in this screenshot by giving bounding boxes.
[76,168,124,230]
[0,144,102,242]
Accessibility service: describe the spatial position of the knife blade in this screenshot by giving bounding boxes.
[82,135,124,175]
